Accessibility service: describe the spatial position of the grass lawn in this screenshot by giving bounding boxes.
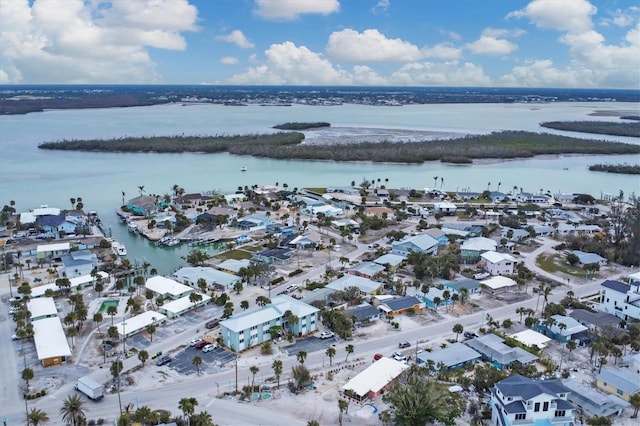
[535,253,598,278]
[217,249,252,260]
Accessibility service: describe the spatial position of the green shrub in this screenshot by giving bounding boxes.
[270,276,285,285]
[289,269,303,277]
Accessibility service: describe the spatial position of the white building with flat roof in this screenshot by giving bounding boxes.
[481,251,516,276]
[32,317,71,367]
[115,311,166,339]
[342,357,408,401]
[160,293,211,318]
[36,242,70,259]
[145,276,193,300]
[173,266,241,292]
[27,297,58,321]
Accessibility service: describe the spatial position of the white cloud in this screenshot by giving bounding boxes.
[439,29,462,41]
[371,0,390,15]
[466,36,517,56]
[508,0,596,33]
[388,61,492,86]
[499,59,595,88]
[600,7,639,27]
[326,29,422,62]
[253,0,339,21]
[482,27,526,38]
[220,56,239,65]
[216,30,255,49]
[0,0,198,83]
[421,43,462,60]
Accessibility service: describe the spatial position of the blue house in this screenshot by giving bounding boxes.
[36,214,78,237]
[423,286,454,309]
[391,233,438,257]
[416,342,481,371]
[535,315,588,343]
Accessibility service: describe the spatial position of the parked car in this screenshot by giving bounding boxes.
[189,338,204,347]
[391,352,407,362]
[318,331,335,339]
[11,334,20,341]
[464,331,478,339]
[373,353,383,361]
[156,355,172,366]
[202,344,217,353]
[398,341,411,349]
[195,340,209,349]
[205,318,220,329]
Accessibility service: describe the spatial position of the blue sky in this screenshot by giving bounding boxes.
[1,0,638,88]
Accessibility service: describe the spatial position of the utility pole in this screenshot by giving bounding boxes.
[235,355,239,393]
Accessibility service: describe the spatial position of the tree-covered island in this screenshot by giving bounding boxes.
[540,120,640,137]
[272,122,330,130]
[588,163,640,174]
[38,130,640,164]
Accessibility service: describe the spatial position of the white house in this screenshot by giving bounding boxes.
[481,251,516,276]
[433,201,457,215]
[145,276,193,300]
[599,280,640,322]
[491,375,575,426]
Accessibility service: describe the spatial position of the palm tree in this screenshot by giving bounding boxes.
[22,367,34,389]
[59,394,86,426]
[432,176,438,189]
[191,411,215,426]
[296,350,307,365]
[566,340,577,361]
[193,356,203,375]
[178,397,198,424]
[28,408,49,426]
[345,344,354,362]
[138,350,149,366]
[338,399,349,426]
[107,305,117,325]
[516,307,526,324]
[326,347,336,366]
[272,359,283,388]
[250,365,259,390]
[542,285,552,312]
[452,324,463,341]
[630,392,640,418]
[93,312,103,336]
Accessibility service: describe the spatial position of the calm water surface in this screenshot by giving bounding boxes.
[1,102,638,274]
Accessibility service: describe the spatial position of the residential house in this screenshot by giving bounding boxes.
[569,309,624,333]
[535,315,588,343]
[490,375,575,426]
[480,276,518,293]
[36,242,71,260]
[215,259,251,275]
[172,266,241,292]
[287,231,321,250]
[125,195,162,216]
[416,342,481,371]
[364,206,395,220]
[628,271,640,285]
[481,251,516,276]
[60,250,98,278]
[598,280,640,322]
[159,293,211,318]
[307,204,344,217]
[423,227,448,246]
[27,297,58,322]
[562,379,629,418]
[220,295,319,352]
[461,237,497,262]
[510,329,552,350]
[373,253,406,272]
[326,275,384,295]
[596,367,640,402]
[36,214,78,237]
[433,201,457,215]
[571,250,607,267]
[531,224,555,237]
[252,247,293,265]
[445,278,481,295]
[489,191,507,203]
[422,287,454,309]
[556,224,602,235]
[331,218,360,233]
[348,261,385,279]
[378,296,424,315]
[391,233,439,257]
[465,334,538,370]
[342,357,408,402]
[501,227,530,241]
[517,192,552,204]
[345,303,382,326]
[236,213,272,231]
[554,193,576,203]
[145,276,193,300]
[456,191,481,202]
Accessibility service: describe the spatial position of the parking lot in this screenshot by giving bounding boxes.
[168,345,237,375]
[282,335,338,356]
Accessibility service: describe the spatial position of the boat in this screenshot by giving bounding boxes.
[112,241,127,256]
[240,166,247,172]
[127,221,138,233]
[165,238,180,247]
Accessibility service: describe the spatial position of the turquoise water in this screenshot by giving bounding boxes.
[98,299,119,313]
[1,102,638,274]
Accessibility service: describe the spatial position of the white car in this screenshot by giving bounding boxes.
[318,331,335,339]
[391,352,407,362]
[189,338,203,347]
[202,344,217,353]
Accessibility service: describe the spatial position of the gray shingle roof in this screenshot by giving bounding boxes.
[601,280,629,293]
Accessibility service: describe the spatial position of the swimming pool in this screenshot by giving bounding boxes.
[98,299,119,313]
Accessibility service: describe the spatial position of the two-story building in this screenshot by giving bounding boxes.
[481,251,516,276]
[461,237,497,262]
[491,375,575,426]
[391,233,439,257]
[598,279,640,322]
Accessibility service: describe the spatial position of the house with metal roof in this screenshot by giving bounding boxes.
[378,296,424,315]
[32,317,72,367]
[562,379,629,418]
[326,275,384,295]
[342,357,408,402]
[461,237,498,262]
[215,258,251,274]
[433,201,457,215]
[491,375,575,426]
[480,276,518,293]
[159,293,211,318]
[598,279,640,322]
[348,261,385,279]
[252,247,293,264]
[373,253,406,272]
[569,309,623,333]
[172,266,241,292]
[145,276,193,300]
[464,334,538,370]
[391,233,439,257]
[422,286,454,309]
[125,195,163,216]
[445,278,481,295]
[115,311,167,339]
[27,297,58,321]
[596,367,640,402]
[481,251,516,276]
[416,342,481,371]
[61,249,98,278]
[220,295,319,352]
[36,242,71,259]
[535,315,588,343]
[345,303,382,326]
[571,250,607,267]
[510,329,552,350]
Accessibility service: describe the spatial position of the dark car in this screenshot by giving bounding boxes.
[464,331,478,339]
[156,355,171,366]
[205,318,220,329]
[398,341,411,349]
[195,340,209,349]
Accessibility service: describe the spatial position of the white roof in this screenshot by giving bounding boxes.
[145,276,193,297]
[37,242,70,253]
[374,253,406,267]
[173,266,240,287]
[31,283,59,298]
[481,251,516,263]
[461,237,497,252]
[33,207,60,216]
[19,212,36,224]
[27,297,57,319]
[550,315,588,336]
[480,276,517,289]
[69,274,94,288]
[327,275,383,294]
[510,329,552,348]
[116,311,166,337]
[216,258,251,273]
[32,317,71,360]
[342,357,408,397]
[161,293,211,315]
[434,201,457,209]
[628,271,640,282]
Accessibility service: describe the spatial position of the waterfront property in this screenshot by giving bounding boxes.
[32,317,72,367]
[145,276,193,300]
[490,374,575,426]
[416,342,481,371]
[342,357,408,402]
[159,293,211,319]
[220,295,319,352]
[215,258,251,274]
[172,266,241,292]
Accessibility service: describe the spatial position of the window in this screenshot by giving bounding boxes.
[507,397,512,402]
[515,413,526,420]
[617,389,624,396]
[554,410,565,417]
[543,402,549,411]
[534,402,540,412]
